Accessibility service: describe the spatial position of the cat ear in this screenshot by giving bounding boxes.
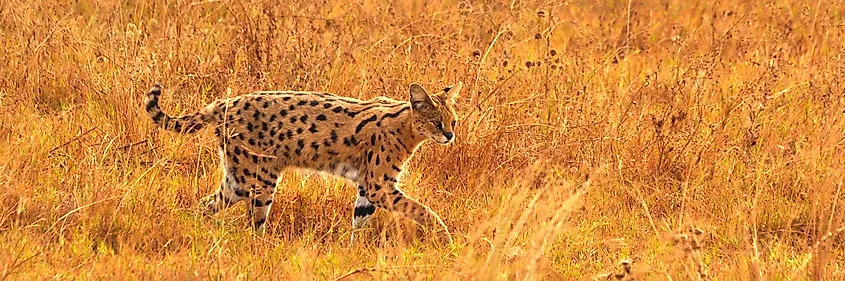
[409,83,434,110]
[444,81,463,101]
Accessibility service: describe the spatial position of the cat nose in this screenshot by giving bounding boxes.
[443,131,454,141]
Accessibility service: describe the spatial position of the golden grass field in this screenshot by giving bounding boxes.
[1,0,844,279]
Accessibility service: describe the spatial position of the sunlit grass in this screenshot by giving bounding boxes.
[1,0,843,280]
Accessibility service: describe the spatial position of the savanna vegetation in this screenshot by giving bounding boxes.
[1,0,844,279]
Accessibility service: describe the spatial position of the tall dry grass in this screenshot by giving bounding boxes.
[1,0,843,280]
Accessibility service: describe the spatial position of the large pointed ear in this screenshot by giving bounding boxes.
[444,81,463,101]
[409,83,433,110]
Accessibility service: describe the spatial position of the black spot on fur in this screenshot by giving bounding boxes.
[397,139,409,151]
[316,114,327,121]
[255,218,266,228]
[145,99,158,112]
[380,106,410,121]
[151,111,163,122]
[355,115,378,134]
[345,109,358,118]
[252,199,265,207]
[354,205,376,217]
[261,179,274,187]
[309,123,318,133]
[343,135,359,146]
[383,174,397,183]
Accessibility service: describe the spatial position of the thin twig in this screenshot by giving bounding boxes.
[45,196,121,234]
[116,139,149,151]
[471,27,507,100]
[332,265,442,281]
[48,127,98,154]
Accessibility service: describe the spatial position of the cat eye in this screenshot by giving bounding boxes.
[432,121,443,129]
[451,120,456,128]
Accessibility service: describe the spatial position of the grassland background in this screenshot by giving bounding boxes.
[1,0,844,280]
